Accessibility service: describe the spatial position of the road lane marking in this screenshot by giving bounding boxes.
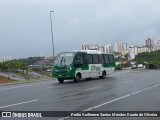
[84,94,131,111]
[59,83,160,120]
[0,99,39,109]
[45,86,61,90]
[131,84,160,95]
[123,80,135,84]
[0,82,49,91]
[85,86,102,91]
[83,83,160,111]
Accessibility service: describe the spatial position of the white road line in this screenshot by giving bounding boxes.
[59,83,160,120]
[83,83,160,111]
[131,84,160,95]
[0,82,49,91]
[59,116,70,120]
[0,99,39,109]
[84,94,131,111]
[123,80,135,84]
[85,86,102,91]
[45,86,61,90]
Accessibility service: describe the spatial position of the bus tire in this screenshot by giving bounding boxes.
[58,78,64,83]
[99,71,106,79]
[74,74,81,82]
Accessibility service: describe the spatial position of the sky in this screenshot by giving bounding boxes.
[1,0,160,58]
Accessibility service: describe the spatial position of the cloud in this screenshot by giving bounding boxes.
[1,0,160,58]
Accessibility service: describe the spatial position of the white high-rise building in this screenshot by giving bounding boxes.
[104,45,113,54]
[91,43,99,50]
[0,57,12,62]
[128,44,137,59]
[98,46,105,52]
[153,42,160,51]
[82,43,91,50]
[115,42,123,53]
[146,38,154,47]
[145,38,154,51]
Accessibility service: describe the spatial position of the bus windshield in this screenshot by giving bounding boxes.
[53,52,75,66]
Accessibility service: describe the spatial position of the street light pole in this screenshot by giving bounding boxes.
[50,11,54,58]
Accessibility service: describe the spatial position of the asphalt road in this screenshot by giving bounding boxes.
[0,69,160,120]
[0,71,26,80]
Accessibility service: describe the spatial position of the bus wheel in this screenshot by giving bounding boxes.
[58,78,64,83]
[99,71,106,79]
[74,74,81,82]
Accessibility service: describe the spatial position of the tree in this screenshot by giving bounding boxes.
[135,50,160,65]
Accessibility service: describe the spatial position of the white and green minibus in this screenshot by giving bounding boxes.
[52,50,115,83]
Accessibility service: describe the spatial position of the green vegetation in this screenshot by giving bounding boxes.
[0,60,26,72]
[0,57,53,84]
[0,57,44,73]
[15,57,44,65]
[135,50,160,65]
[6,79,19,83]
[115,50,160,70]
[115,64,122,70]
[115,53,130,61]
[115,63,130,70]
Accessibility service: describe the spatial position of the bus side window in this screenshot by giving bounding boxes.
[93,54,99,64]
[86,54,93,64]
[99,54,104,64]
[83,53,87,64]
[75,53,84,65]
[109,55,114,63]
[104,54,109,63]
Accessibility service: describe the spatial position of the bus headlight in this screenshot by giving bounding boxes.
[67,67,72,72]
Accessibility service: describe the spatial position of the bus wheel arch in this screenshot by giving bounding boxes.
[99,71,106,79]
[74,73,81,82]
[58,78,64,83]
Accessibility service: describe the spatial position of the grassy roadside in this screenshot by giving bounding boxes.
[0,75,53,86]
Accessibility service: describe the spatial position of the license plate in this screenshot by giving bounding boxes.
[58,75,62,76]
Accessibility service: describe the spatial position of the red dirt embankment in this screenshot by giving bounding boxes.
[0,75,11,84]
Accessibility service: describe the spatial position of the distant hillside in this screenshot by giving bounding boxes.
[136,50,160,65]
[15,57,44,65]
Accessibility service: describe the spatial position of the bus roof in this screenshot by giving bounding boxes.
[58,50,113,55]
[72,50,104,54]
